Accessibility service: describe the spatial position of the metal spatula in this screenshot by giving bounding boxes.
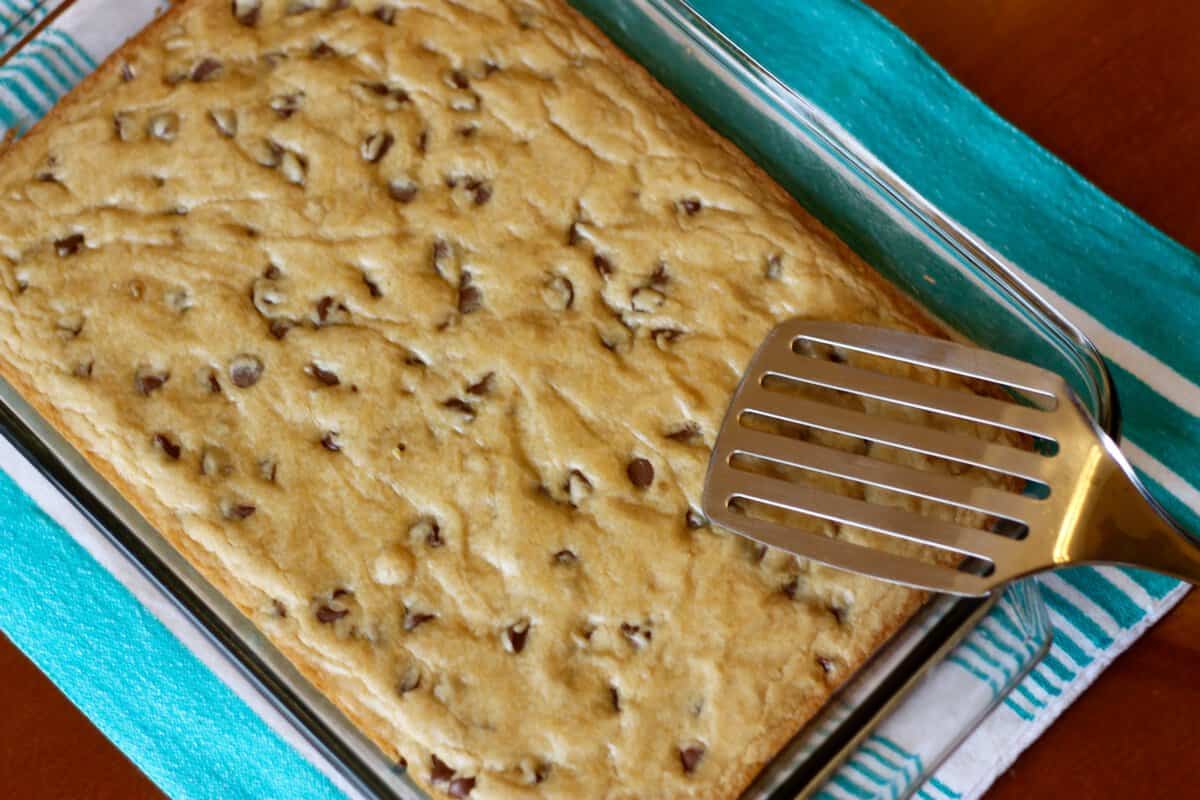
[702,320,1200,596]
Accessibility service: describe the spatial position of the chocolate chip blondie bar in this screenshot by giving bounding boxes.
[0,1,994,797]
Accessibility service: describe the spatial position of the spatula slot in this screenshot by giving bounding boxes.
[787,327,1062,410]
[723,480,1003,567]
[727,445,1032,548]
[737,409,1051,501]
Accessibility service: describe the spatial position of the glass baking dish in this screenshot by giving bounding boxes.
[0,0,1110,797]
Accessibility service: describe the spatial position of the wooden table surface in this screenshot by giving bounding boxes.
[2,1,1198,797]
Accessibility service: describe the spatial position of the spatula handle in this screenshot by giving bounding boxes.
[1066,442,1200,585]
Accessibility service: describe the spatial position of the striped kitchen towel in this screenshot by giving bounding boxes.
[0,2,1196,800]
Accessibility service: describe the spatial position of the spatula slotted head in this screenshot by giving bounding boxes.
[701,320,1088,596]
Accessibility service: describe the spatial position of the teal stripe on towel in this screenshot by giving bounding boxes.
[1041,583,1113,650]
[1058,568,1148,629]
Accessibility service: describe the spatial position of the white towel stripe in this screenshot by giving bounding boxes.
[1041,574,1124,637]
[1003,263,1200,417]
[1124,438,1200,512]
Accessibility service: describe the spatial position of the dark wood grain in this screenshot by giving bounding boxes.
[1,1,1197,798]
[0,631,162,798]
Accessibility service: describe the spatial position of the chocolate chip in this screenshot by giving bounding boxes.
[472,182,492,205]
[410,516,443,547]
[269,319,293,339]
[665,422,702,445]
[448,777,475,798]
[397,664,422,694]
[817,655,836,675]
[320,431,341,452]
[505,619,530,653]
[678,197,702,215]
[228,503,257,520]
[652,328,685,349]
[447,69,470,89]
[609,685,621,712]
[372,4,396,24]
[649,262,670,289]
[316,604,348,623]
[229,354,264,388]
[357,80,409,103]
[765,253,783,280]
[685,508,707,529]
[567,222,581,246]
[620,622,651,649]
[120,62,136,81]
[362,273,382,298]
[233,0,261,25]
[828,601,849,625]
[135,367,169,396]
[388,179,418,203]
[592,253,613,277]
[359,80,391,96]
[316,295,334,321]
[430,755,455,786]
[202,370,221,393]
[553,549,578,565]
[272,599,287,617]
[307,362,340,386]
[466,372,494,395]
[431,238,454,281]
[457,124,478,138]
[54,233,84,257]
[404,609,435,631]
[361,131,394,163]
[626,458,654,488]
[442,398,477,421]
[392,758,408,773]
[458,276,483,314]
[679,743,706,774]
[269,92,304,118]
[190,57,223,82]
[154,433,181,460]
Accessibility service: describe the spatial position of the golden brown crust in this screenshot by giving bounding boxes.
[0,3,997,798]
